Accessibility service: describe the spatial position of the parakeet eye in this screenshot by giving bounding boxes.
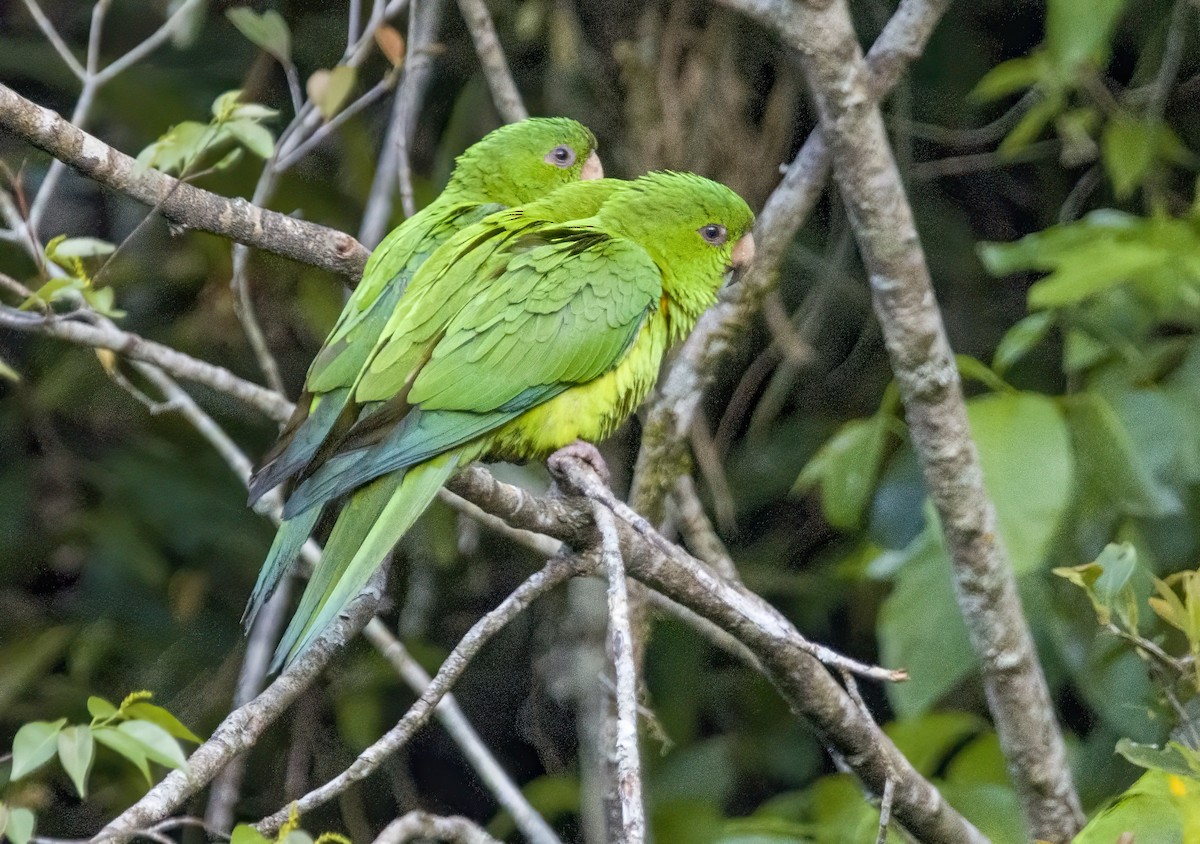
[545,145,577,168]
[698,224,727,246]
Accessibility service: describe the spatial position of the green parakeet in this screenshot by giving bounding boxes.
[242,118,601,630]
[269,171,755,667]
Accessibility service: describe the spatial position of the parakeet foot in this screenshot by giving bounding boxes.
[547,440,611,486]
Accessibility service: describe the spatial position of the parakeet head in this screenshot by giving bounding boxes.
[597,171,755,320]
[448,117,603,205]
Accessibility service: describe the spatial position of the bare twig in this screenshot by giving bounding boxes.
[670,475,740,582]
[360,0,444,244]
[454,0,529,123]
[372,811,501,844]
[20,0,86,80]
[0,304,292,422]
[257,553,594,833]
[0,83,369,281]
[592,502,646,844]
[715,0,1083,838]
[362,620,564,844]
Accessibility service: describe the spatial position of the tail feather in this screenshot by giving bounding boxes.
[248,389,351,504]
[271,451,467,669]
[242,505,323,631]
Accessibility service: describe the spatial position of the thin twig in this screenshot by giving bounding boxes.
[593,502,646,844]
[372,811,501,844]
[19,0,85,80]
[362,620,564,844]
[0,304,292,422]
[454,0,529,122]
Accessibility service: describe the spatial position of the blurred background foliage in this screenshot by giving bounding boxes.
[2,0,1200,840]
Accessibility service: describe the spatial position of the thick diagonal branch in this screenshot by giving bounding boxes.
[713,0,1083,839]
[0,83,369,282]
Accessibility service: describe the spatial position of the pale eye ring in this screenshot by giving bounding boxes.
[545,145,577,168]
[699,224,727,246]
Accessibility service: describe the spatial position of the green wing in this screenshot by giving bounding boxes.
[247,201,499,503]
[282,229,662,516]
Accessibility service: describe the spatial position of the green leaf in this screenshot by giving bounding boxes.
[1028,239,1167,308]
[878,526,978,717]
[307,65,357,119]
[11,719,67,780]
[123,702,202,743]
[794,411,896,530]
[971,54,1045,101]
[968,392,1074,573]
[5,808,34,844]
[956,354,1013,394]
[56,726,94,798]
[230,102,280,121]
[83,286,124,318]
[1065,392,1179,518]
[1045,0,1127,75]
[884,712,986,776]
[116,720,189,770]
[224,119,275,158]
[998,94,1062,158]
[21,277,83,310]
[87,696,118,721]
[92,727,151,784]
[231,825,273,844]
[0,355,19,383]
[1116,739,1198,777]
[993,311,1054,374]
[225,8,291,63]
[1103,116,1158,199]
[137,121,213,175]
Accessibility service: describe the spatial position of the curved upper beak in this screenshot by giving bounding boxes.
[731,233,756,271]
[581,150,604,181]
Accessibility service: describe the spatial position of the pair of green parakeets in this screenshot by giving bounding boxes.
[245,118,756,668]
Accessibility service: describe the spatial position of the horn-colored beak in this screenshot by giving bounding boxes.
[581,150,604,181]
[731,233,756,270]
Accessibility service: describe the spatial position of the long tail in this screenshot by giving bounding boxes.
[242,504,323,631]
[271,450,467,669]
[247,389,350,504]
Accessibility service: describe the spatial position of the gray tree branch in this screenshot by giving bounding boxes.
[710,0,1083,839]
[0,83,369,282]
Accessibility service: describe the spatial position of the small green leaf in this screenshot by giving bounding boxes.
[956,354,1013,394]
[49,237,115,259]
[1045,0,1127,75]
[971,55,1045,102]
[93,727,151,783]
[20,277,83,310]
[137,121,213,175]
[224,119,275,159]
[230,825,273,844]
[123,703,202,743]
[794,411,896,530]
[56,726,94,798]
[999,94,1063,158]
[307,65,357,119]
[993,311,1054,374]
[87,696,118,721]
[116,720,189,770]
[0,355,20,383]
[231,102,280,121]
[83,286,124,318]
[5,808,34,844]
[11,719,67,780]
[1103,116,1158,199]
[226,8,291,63]
[1116,739,1196,777]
